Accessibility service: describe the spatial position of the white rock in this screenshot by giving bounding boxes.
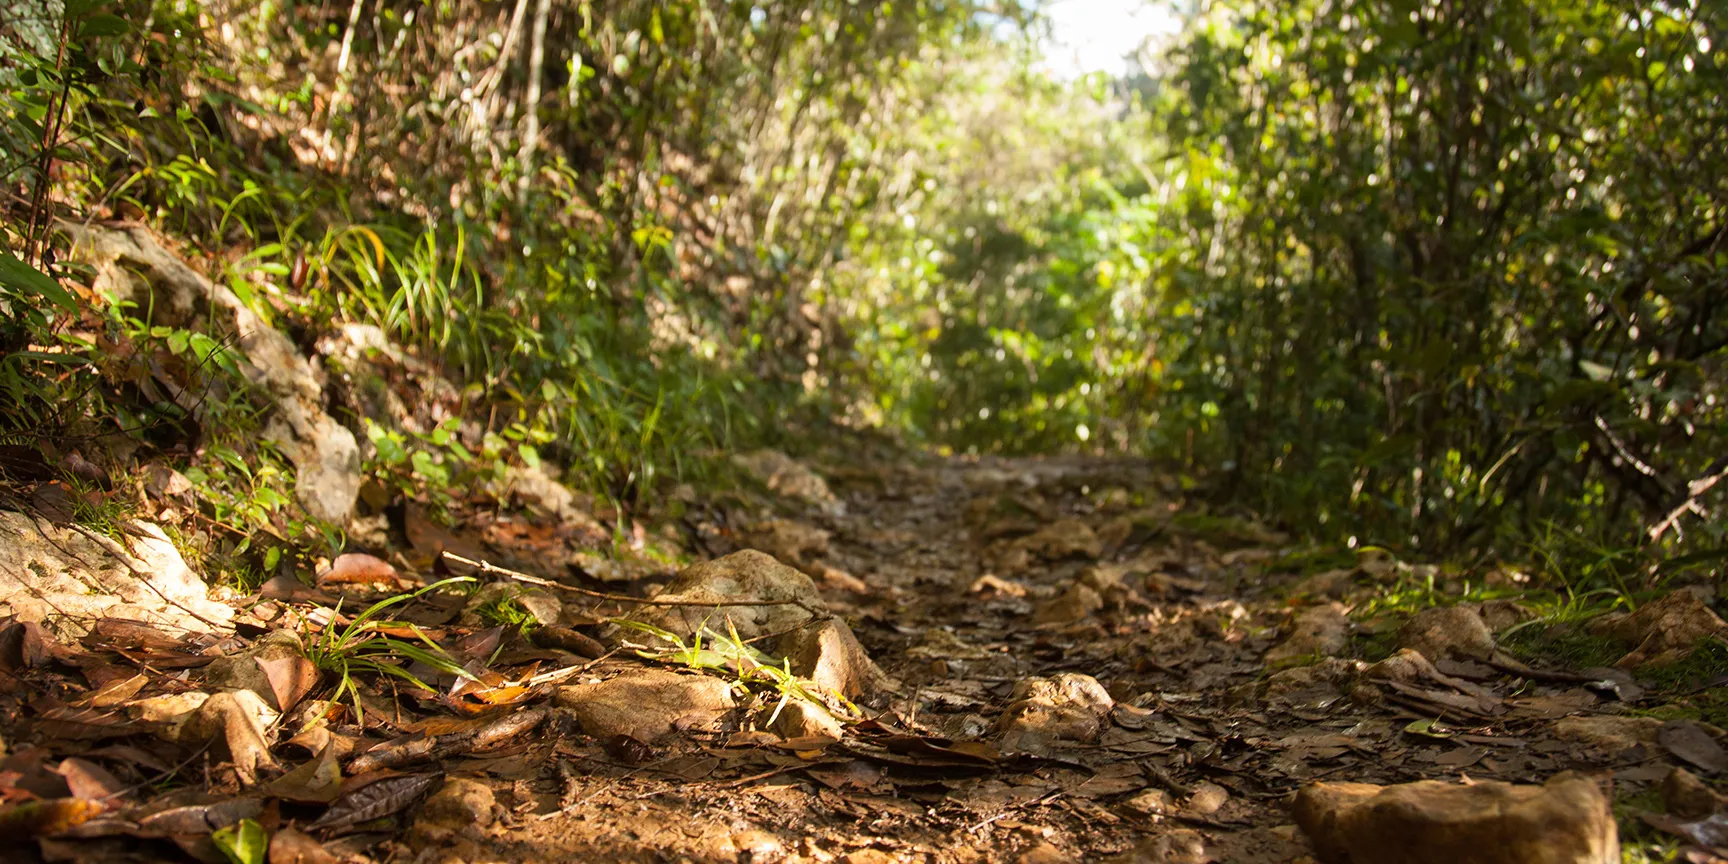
[0,511,232,636]
[65,224,361,523]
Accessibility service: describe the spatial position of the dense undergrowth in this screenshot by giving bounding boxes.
[842,0,1727,604]
[3,0,1002,545]
[2,0,1724,612]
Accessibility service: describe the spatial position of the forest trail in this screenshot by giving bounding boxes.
[407,451,1668,863]
[1,447,1720,863]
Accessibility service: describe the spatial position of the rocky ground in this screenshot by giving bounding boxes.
[2,447,1727,863]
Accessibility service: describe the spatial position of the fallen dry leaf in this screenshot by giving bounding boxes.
[184,690,279,786]
[307,772,442,835]
[53,759,125,802]
[316,552,399,587]
[1661,720,1728,776]
[35,707,135,742]
[135,797,264,837]
[0,619,62,670]
[347,708,548,775]
[265,743,343,805]
[0,797,106,840]
[85,673,149,708]
[256,654,321,714]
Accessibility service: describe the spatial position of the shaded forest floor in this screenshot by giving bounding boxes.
[4,445,1726,863]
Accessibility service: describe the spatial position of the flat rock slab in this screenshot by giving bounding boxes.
[555,669,737,743]
[0,510,232,636]
[1294,772,1618,864]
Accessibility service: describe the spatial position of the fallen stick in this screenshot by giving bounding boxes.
[440,552,830,619]
[346,707,549,774]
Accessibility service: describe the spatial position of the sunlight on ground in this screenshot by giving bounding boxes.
[1039,0,1184,78]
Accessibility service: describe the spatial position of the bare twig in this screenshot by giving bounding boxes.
[346,707,549,774]
[440,552,829,619]
[1649,460,1728,542]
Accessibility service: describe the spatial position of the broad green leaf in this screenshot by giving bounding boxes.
[0,253,78,314]
[79,13,130,37]
[211,818,267,864]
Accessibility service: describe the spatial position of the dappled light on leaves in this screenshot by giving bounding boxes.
[1,0,1725,861]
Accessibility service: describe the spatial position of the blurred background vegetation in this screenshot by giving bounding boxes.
[2,0,1723,587]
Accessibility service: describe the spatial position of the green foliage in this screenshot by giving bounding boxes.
[1143,0,1727,565]
[614,617,857,727]
[8,0,1723,610]
[210,818,267,864]
[302,577,478,723]
[471,594,538,633]
[842,0,1728,580]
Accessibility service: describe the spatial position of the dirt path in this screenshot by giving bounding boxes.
[433,453,1672,863]
[3,452,1715,863]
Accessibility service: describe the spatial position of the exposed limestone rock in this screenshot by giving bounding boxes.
[1033,583,1104,626]
[623,550,891,702]
[777,617,895,699]
[733,449,845,515]
[1553,715,1667,752]
[498,462,585,521]
[1590,590,1728,669]
[1292,568,1357,601]
[1122,788,1174,819]
[1294,773,1617,864]
[1479,599,1537,633]
[416,777,496,829]
[1398,605,1497,662]
[1017,842,1076,864]
[1107,829,1210,863]
[635,550,823,641]
[0,510,232,636]
[1661,767,1728,820]
[1186,782,1230,816]
[1264,604,1350,668]
[64,224,361,523]
[205,629,306,701]
[772,698,844,740]
[995,673,1115,752]
[1261,658,1364,707]
[554,669,737,743]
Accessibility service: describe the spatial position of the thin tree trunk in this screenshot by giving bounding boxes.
[516,0,552,195]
